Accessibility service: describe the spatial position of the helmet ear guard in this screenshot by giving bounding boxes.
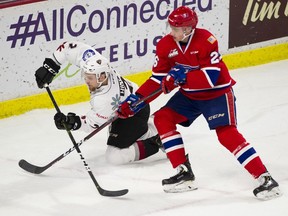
[168,6,198,29]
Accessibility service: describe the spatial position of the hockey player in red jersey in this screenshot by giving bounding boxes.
[117,6,281,200]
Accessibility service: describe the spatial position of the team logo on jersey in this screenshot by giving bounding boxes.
[82,49,96,61]
[168,49,178,58]
[207,35,217,44]
[111,94,121,110]
[56,41,67,52]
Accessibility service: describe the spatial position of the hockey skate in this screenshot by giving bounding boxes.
[253,172,282,200]
[162,155,197,193]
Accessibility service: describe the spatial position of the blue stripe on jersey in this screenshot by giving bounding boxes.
[151,74,164,83]
[237,147,256,164]
[202,67,220,85]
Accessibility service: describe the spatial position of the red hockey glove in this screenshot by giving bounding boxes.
[161,74,177,94]
[117,94,145,119]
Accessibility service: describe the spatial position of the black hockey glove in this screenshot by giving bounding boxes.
[35,58,60,88]
[54,112,81,131]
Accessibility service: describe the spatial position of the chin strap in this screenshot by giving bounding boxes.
[181,29,195,41]
[96,78,107,89]
[96,72,109,89]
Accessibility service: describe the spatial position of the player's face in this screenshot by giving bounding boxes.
[170,26,192,42]
[83,72,107,92]
[170,26,186,42]
[84,73,98,92]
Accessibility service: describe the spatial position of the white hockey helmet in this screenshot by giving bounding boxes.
[80,55,111,87]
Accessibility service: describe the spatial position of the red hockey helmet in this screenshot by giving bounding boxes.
[168,6,198,29]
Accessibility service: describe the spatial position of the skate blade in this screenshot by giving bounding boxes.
[163,180,198,193]
[255,187,282,201]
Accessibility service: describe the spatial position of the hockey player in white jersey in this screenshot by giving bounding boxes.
[35,41,163,165]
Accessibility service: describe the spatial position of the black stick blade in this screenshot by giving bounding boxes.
[19,159,129,197]
[18,159,46,174]
[99,188,129,197]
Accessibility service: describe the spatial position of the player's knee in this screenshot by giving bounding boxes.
[216,125,246,152]
[154,108,178,134]
[140,116,158,140]
[105,146,135,165]
[154,108,171,121]
[105,148,126,165]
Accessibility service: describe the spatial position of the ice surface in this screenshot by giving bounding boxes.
[0,60,288,216]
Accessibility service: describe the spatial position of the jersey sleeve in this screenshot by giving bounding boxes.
[79,96,114,133]
[50,41,106,68]
[136,38,172,101]
[136,78,162,103]
[135,60,164,102]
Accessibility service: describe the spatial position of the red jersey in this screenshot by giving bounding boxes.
[136,28,236,101]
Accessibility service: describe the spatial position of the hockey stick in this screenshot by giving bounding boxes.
[30,86,128,197]
[19,88,161,174]
[19,87,162,195]
[18,114,118,174]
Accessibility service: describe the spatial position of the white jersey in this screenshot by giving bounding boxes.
[51,41,138,132]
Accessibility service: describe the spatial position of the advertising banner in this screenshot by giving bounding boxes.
[1,0,220,101]
[229,0,288,48]
[1,0,287,103]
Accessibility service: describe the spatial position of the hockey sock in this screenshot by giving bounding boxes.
[216,125,267,178]
[161,131,186,168]
[135,138,159,160]
[153,108,188,168]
